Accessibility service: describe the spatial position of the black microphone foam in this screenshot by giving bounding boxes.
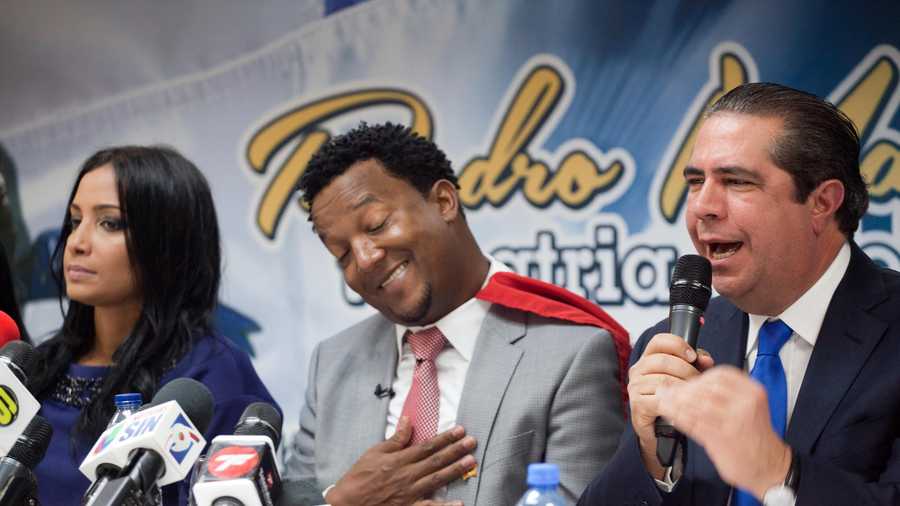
[151,377,215,434]
[669,254,712,311]
[8,415,52,469]
[0,340,36,382]
[234,402,283,449]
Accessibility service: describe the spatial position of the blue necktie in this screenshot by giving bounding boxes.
[733,319,793,506]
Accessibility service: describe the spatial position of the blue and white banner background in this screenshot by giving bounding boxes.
[2,0,899,436]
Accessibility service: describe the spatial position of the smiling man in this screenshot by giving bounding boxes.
[284,122,629,506]
[578,82,900,506]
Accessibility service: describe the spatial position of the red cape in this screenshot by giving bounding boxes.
[476,271,631,415]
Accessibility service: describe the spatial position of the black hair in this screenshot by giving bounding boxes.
[0,144,32,341]
[31,145,221,441]
[708,82,868,236]
[298,122,458,207]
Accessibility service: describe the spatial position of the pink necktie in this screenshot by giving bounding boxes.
[400,327,446,444]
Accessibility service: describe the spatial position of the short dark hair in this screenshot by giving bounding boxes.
[35,145,221,440]
[298,122,458,207]
[708,82,868,236]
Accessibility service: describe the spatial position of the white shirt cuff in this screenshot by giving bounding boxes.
[318,484,336,505]
[654,466,678,493]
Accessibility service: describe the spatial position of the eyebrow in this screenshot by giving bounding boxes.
[351,193,381,210]
[683,166,703,178]
[69,203,122,212]
[310,193,383,240]
[683,165,760,179]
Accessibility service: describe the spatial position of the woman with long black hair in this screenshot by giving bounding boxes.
[31,146,277,504]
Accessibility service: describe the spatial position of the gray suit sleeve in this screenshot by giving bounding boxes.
[284,341,321,483]
[546,330,626,502]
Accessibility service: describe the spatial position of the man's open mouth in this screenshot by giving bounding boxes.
[380,261,409,289]
[709,242,742,260]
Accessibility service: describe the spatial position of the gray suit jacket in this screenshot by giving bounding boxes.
[286,304,625,505]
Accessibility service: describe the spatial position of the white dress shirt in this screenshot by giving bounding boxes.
[744,242,850,425]
[384,256,511,439]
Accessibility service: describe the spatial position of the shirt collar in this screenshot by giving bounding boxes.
[746,242,851,356]
[394,256,511,362]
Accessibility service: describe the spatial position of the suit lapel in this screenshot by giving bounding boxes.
[786,245,888,454]
[447,305,525,505]
[696,301,747,369]
[350,317,398,459]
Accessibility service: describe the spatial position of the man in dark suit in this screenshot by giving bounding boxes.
[579,82,900,506]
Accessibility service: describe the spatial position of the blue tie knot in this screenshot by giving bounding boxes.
[758,319,792,356]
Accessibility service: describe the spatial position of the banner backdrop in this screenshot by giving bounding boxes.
[2,0,899,437]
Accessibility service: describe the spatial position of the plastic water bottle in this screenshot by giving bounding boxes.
[515,463,567,506]
[107,392,143,428]
[110,393,164,504]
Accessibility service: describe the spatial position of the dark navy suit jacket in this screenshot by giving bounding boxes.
[579,243,900,505]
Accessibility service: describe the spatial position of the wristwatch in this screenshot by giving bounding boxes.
[763,447,800,506]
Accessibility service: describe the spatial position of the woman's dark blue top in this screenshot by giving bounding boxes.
[34,333,279,505]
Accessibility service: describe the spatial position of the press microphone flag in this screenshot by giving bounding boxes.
[0,341,39,457]
[192,402,283,506]
[79,378,212,487]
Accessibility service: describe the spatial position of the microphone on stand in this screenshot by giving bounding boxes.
[80,378,213,505]
[0,340,41,457]
[191,402,283,506]
[0,415,53,505]
[655,254,712,468]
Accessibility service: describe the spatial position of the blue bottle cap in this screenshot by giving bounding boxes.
[114,393,142,405]
[527,463,560,487]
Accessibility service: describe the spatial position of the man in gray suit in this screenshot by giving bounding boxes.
[286,123,627,505]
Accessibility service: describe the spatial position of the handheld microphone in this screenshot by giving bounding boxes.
[0,312,20,347]
[0,341,40,457]
[80,378,214,505]
[0,415,52,505]
[655,254,712,468]
[373,384,395,399]
[192,402,283,506]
